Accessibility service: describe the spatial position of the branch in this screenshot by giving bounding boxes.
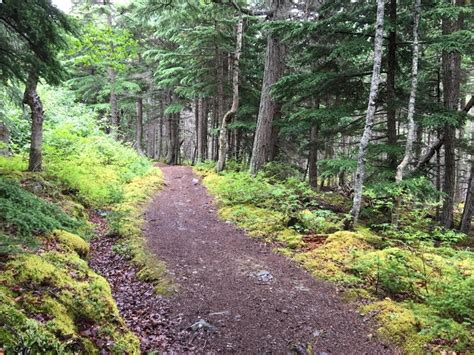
[213,0,272,17]
[413,136,445,171]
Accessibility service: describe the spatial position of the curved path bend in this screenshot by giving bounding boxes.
[142,165,392,354]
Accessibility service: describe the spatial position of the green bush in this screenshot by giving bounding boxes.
[45,131,151,207]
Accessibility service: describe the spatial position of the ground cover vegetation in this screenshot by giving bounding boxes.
[0,0,473,352]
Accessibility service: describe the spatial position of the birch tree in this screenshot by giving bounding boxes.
[348,0,385,227]
[392,0,421,226]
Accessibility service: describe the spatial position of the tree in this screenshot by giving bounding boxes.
[460,118,474,233]
[0,0,72,171]
[67,4,138,138]
[440,0,464,228]
[217,18,244,172]
[349,0,385,227]
[392,0,421,226]
[249,0,288,175]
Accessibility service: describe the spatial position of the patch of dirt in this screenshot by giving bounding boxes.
[302,234,328,251]
[141,165,393,354]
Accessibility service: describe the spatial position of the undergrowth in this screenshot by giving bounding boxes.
[0,86,167,353]
[194,161,474,353]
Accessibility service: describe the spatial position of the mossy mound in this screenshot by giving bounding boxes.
[219,204,303,249]
[51,229,90,257]
[0,234,140,353]
[294,231,374,284]
[361,300,474,353]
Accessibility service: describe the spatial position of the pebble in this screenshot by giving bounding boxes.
[255,270,273,282]
[190,319,216,332]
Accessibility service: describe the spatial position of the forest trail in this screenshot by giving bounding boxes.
[141,165,392,354]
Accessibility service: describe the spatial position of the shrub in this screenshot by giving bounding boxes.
[45,133,151,207]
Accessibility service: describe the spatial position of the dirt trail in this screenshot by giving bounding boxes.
[141,165,392,354]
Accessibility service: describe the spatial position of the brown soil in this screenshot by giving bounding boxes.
[140,165,393,354]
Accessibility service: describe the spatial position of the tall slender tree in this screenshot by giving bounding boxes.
[217,18,244,172]
[349,0,385,227]
[440,0,464,228]
[392,0,421,225]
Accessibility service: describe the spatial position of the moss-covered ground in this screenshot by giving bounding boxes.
[1,149,166,352]
[195,162,474,354]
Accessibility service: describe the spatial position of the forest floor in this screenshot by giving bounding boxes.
[92,165,394,353]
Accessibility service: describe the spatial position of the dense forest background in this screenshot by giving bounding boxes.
[1,0,473,230]
[0,0,473,353]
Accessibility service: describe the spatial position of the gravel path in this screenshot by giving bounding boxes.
[139,165,392,354]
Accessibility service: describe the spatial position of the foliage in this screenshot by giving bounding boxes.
[0,176,82,253]
[295,209,342,234]
[0,0,73,84]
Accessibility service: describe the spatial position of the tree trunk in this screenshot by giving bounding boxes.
[23,71,44,172]
[166,92,180,165]
[107,67,119,137]
[308,123,318,189]
[440,0,463,228]
[211,98,219,160]
[215,46,225,161]
[136,97,143,154]
[157,98,164,159]
[216,18,244,172]
[386,0,398,170]
[197,97,208,162]
[194,97,199,162]
[348,0,385,227]
[460,159,474,233]
[392,0,421,226]
[0,122,9,156]
[249,0,287,175]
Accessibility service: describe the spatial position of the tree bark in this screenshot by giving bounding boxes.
[460,159,474,233]
[166,112,179,165]
[308,123,318,189]
[217,18,244,172]
[249,0,287,175]
[386,0,398,170]
[440,0,464,228]
[107,67,119,137]
[215,46,225,161]
[392,0,421,226]
[136,97,143,154]
[23,71,44,172]
[0,122,9,156]
[197,97,208,162]
[349,0,385,227]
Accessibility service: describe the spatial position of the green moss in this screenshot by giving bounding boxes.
[361,300,430,353]
[0,249,140,353]
[341,288,374,303]
[6,254,64,287]
[276,229,303,249]
[220,204,285,237]
[294,231,373,284]
[51,229,89,257]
